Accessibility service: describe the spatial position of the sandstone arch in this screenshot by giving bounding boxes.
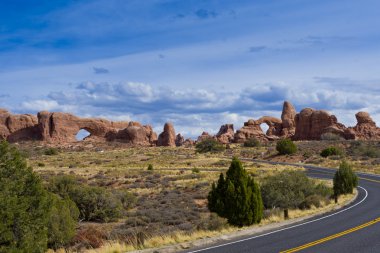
[75,128,91,141]
[256,116,282,137]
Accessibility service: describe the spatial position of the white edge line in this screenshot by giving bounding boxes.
[186,186,368,253]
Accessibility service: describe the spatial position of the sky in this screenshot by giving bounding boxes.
[1,0,380,138]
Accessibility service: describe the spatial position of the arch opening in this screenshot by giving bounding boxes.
[76,129,91,141]
[260,123,269,134]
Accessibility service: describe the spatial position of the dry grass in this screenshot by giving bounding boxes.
[79,188,356,253]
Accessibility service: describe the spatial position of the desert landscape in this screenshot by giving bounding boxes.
[1,1,379,253]
[0,100,375,252]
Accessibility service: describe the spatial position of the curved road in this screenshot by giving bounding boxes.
[183,162,380,253]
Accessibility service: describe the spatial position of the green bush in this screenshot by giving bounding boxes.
[276,139,297,155]
[147,164,154,171]
[196,138,225,153]
[192,167,200,173]
[48,194,79,249]
[208,157,263,226]
[300,194,325,209]
[261,171,330,215]
[333,161,358,197]
[243,138,261,147]
[44,147,59,156]
[0,141,50,252]
[70,185,123,222]
[320,146,343,158]
[49,175,134,222]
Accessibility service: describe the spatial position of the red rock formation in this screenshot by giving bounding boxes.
[108,122,157,145]
[233,101,297,143]
[256,116,282,137]
[216,124,235,144]
[197,132,214,142]
[157,123,176,147]
[0,110,41,142]
[2,102,380,145]
[281,101,296,137]
[183,138,195,147]
[1,109,157,145]
[234,119,268,143]
[175,133,185,147]
[349,112,380,140]
[293,108,348,140]
[38,112,130,143]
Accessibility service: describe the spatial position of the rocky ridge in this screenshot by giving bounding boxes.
[1,101,379,146]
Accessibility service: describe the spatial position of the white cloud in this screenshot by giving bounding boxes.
[11,77,380,138]
[21,100,61,111]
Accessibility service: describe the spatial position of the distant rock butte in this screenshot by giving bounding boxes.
[197,132,214,142]
[175,133,185,147]
[0,110,157,146]
[0,101,379,145]
[157,122,176,147]
[216,124,234,144]
[349,112,380,140]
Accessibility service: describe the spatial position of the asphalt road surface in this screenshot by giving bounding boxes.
[183,161,380,253]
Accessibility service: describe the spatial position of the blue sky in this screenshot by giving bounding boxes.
[1,0,380,137]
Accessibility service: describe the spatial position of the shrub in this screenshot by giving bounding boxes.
[261,171,329,217]
[0,141,50,252]
[147,164,154,171]
[243,138,261,147]
[276,139,297,155]
[73,225,107,249]
[321,132,344,141]
[320,146,343,158]
[314,182,334,197]
[48,194,79,249]
[44,147,59,156]
[192,167,200,173]
[300,194,324,209]
[333,161,358,197]
[38,162,46,167]
[196,138,225,153]
[208,157,263,226]
[69,185,123,222]
[49,175,133,222]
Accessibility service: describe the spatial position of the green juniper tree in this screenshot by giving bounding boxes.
[333,161,358,202]
[208,157,263,226]
[0,141,50,253]
[0,141,78,252]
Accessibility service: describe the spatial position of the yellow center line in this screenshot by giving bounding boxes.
[359,177,380,184]
[280,218,380,253]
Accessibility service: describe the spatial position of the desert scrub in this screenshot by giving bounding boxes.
[243,138,261,147]
[276,139,297,155]
[48,175,135,222]
[261,170,332,218]
[320,146,343,158]
[196,139,225,153]
[45,147,59,156]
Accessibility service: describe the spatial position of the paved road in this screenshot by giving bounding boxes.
[183,162,380,253]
